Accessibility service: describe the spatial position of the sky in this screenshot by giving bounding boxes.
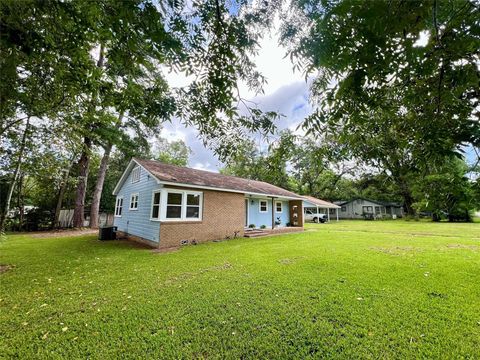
[161,29,311,172]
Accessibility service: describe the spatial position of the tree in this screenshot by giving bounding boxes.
[412,157,474,221]
[153,138,191,166]
[221,131,296,190]
[273,0,480,213]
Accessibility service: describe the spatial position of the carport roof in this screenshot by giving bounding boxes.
[303,196,341,209]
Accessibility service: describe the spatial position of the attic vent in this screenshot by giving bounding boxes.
[131,167,140,183]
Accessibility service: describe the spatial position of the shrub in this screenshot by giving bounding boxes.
[260,225,266,229]
[248,224,256,229]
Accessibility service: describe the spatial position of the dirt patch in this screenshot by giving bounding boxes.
[278,257,306,265]
[30,229,97,238]
[0,264,14,274]
[370,246,422,256]
[152,246,180,254]
[442,244,479,251]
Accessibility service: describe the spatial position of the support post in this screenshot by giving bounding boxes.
[336,208,339,221]
[271,197,275,229]
[327,208,330,222]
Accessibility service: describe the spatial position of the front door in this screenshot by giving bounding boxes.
[245,199,248,227]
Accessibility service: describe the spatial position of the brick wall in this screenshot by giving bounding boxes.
[159,188,245,249]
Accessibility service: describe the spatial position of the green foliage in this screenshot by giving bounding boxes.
[412,157,474,221]
[222,130,296,190]
[153,138,191,167]
[274,0,480,212]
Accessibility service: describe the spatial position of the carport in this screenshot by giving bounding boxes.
[302,195,341,222]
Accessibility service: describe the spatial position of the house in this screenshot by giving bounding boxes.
[112,158,304,248]
[302,196,341,221]
[334,198,404,219]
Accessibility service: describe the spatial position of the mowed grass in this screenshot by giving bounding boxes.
[1,221,479,359]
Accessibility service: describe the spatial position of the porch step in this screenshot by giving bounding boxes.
[244,229,269,238]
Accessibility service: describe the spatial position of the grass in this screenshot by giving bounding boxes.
[1,221,479,359]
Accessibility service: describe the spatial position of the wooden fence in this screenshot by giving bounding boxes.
[58,210,114,228]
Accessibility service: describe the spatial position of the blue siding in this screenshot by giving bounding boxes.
[113,167,161,242]
[246,198,290,228]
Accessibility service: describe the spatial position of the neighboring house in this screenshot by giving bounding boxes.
[112,158,304,249]
[302,196,341,222]
[334,198,404,219]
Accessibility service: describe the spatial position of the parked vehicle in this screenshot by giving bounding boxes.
[304,209,327,223]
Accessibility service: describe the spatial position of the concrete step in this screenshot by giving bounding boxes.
[244,229,269,238]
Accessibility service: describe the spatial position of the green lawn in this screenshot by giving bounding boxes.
[1,221,479,359]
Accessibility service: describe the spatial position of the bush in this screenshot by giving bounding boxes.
[260,225,266,229]
[248,224,256,229]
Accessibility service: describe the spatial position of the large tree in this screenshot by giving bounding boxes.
[153,137,191,166]
[275,0,480,214]
[2,0,281,230]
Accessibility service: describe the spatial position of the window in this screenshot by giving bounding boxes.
[166,192,183,219]
[275,201,282,213]
[129,193,138,210]
[362,206,373,213]
[259,200,268,213]
[131,167,140,183]
[341,206,346,212]
[375,206,381,215]
[151,191,161,220]
[115,197,123,217]
[162,190,203,221]
[186,193,201,218]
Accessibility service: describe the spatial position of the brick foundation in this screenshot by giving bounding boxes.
[159,188,245,249]
[116,231,158,248]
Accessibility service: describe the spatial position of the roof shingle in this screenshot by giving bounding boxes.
[302,195,340,208]
[134,158,302,199]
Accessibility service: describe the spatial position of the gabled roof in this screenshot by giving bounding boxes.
[303,195,341,209]
[113,158,302,199]
[334,198,402,207]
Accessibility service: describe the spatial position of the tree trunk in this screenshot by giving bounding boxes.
[89,112,123,229]
[17,173,24,231]
[89,143,112,228]
[53,161,74,228]
[72,137,92,228]
[0,117,30,233]
[402,191,415,216]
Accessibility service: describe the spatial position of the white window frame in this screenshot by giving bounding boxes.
[160,189,203,221]
[129,193,139,210]
[363,206,373,213]
[114,197,123,217]
[150,190,161,221]
[131,166,140,183]
[259,200,268,213]
[275,201,283,213]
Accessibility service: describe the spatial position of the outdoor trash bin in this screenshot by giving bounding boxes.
[99,226,117,241]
